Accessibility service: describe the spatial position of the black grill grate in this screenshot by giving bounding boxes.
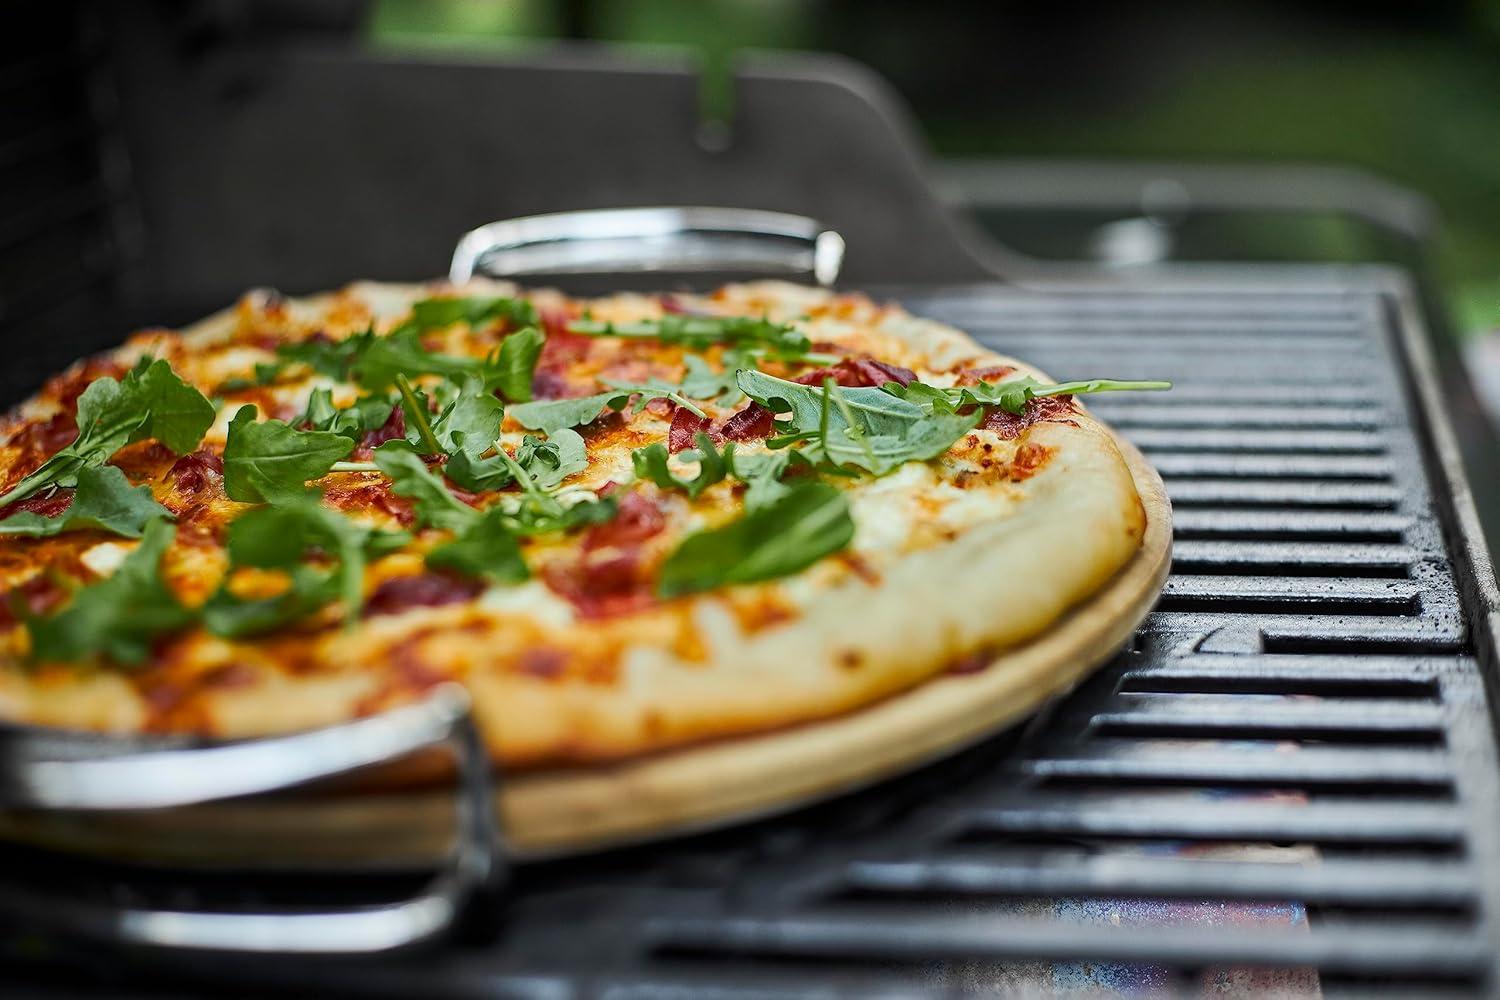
[9,278,1500,997]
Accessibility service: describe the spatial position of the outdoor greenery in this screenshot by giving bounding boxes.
[369,0,1500,337]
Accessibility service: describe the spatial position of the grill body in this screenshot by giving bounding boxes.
[9,269,1500,997]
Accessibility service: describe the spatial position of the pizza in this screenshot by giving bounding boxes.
[0,280,1164,767]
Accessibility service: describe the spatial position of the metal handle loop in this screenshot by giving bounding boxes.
[0,686,503,955]
[449,207,845,286]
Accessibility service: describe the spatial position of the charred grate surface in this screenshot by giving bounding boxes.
[9,281,1500,998]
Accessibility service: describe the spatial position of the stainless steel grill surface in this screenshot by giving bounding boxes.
[6,278,1500,997]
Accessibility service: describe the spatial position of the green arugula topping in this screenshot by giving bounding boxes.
[222,406,355,504]
[300,389,394,441]
[441,448,511,493]
[276,330,378,382]
[430,377,506,458]
[353,327,501,393]
[727,448,812,510]
[516,429,588,490]
[737,370,979,476]
[425,512,529,584]
[201,493,403,636]
[477,438,614,536]
[408,295,538,332]
[372,446,600,580]
[351,297,545,397]
[439,428,587,493]
[890,376,1172,415]
[657,481,854,597]
[508,386,704,435]
[633,435,814,509]
[0,467,171,539]
[26,518,194,664]
[568,315,817,358]
[217,361,285,393]
[495,326,545,403]
[373,449,478,533]
[391,374,445,456]
[678,351,752,404]
[632,433,728,500]
[269,296,541,395]
[0,359,214,509]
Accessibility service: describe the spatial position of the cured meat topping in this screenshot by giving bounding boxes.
[795,357,917,388]
[365,573,482,617]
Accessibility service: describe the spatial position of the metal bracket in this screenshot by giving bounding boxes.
[0,686,504,955]
[450,207,845,286]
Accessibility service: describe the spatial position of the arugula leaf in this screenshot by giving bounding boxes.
[740,369,923,433]
[386,373,442,456]
[890,375,1172,415]
[217,361,283,393]
[425,509,529,583]
[442,448,514,492]
[374,448,478,533]
[0,466,171,538]
[517,429,587,490]
[266,298,536,389]
[26,518,194,664]
[201,564,342,639]
[277,329,378,382]
[737,370,979,476]
[634,434,813,509]
[678,351,750,404]
[374,442,603,578]
[726,448,811,510]
[408,295,538,332]
[489,436,616,534]
[495,326,545,402]
[430,378,505,458]
[657,482,855,597]
[128,359,218,454]
[632,433,728,500]
[300,388,394,441]
[508,386,702,435]
[353,327,502,392]
[0,360,214,509]
[202,493,400,634]
[222,406,355,504]
[504,493,617,536]
[441,428,586,492]
[569,315,814,357]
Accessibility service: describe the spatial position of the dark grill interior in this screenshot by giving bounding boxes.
[14,277,1498,997]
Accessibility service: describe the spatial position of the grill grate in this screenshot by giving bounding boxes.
[7,278,1500,997]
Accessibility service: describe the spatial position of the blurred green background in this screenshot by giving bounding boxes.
[368,0,1500,339]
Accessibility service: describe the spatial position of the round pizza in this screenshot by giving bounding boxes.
[0,280,1164,767]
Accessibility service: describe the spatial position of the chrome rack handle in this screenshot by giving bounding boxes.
[0,686,504,955]
[449,207,845,286]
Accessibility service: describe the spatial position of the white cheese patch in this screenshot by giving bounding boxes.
[79,541,136,578]
[848,463,931,555]
[478,580,577,627]
[206,402,256,443]
[197,346,274,384]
